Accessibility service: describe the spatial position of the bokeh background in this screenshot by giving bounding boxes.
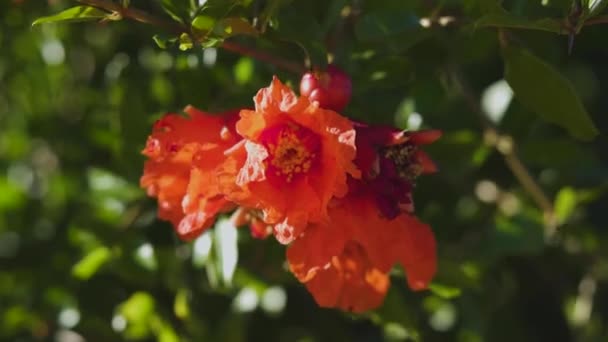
[1,0,608,341]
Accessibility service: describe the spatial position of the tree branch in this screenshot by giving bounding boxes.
[584,15,608,26]
[450,69,556,236]
[76,0,306,73]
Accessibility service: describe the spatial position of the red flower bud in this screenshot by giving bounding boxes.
[299,65,352,112]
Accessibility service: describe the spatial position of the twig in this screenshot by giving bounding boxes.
[222,41,306,74]
[583,15,608,26]
[76,0,306,73]
[450,69,556,236]
[78,0,182,32]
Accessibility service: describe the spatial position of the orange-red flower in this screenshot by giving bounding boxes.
[140,106,240,240]
[218,77,360,244]
[352,123,441,219]
[286,195,436,312]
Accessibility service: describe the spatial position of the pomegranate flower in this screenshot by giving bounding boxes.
[287,195,436,312]
[140,106,241,240]
[218,77,360,244]
[353,123,441,219]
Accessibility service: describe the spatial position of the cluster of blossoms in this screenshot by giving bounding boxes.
[141,71,440,312]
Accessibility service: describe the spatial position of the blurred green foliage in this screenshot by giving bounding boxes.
[1,0,608,341]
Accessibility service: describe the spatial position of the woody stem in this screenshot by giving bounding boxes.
[450,69,556,236]
[76,0,306,73]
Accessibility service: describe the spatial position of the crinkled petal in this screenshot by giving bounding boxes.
[287,221,348,282]
[304,242,390,313]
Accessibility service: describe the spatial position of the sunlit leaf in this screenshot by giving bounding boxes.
[233,57,254,85]
[152,34,177,49]
[119,292,156,339]
[178,33,194,51]
[120,292,155,322]
[503,46,599,141]
[72,246,112,280]
[429,283,462,299]
[192,15,216,32]
[585,0,608,16]
[32,6,108,26]
[160,0,192,23]
[174,289,190,320]
[555,187,578,224]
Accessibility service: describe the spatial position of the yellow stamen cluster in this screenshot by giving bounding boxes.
[384,143,422,181]
[268,128,314,182]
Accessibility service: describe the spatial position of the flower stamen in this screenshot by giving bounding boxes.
[263,124,319,183]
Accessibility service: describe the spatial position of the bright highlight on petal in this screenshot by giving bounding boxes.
[219,77,359,244]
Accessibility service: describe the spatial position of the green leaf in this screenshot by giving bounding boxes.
[192,15,216,32]
[160,0,192,23]
[429,283,462,299]
[32,6,109,26]
[354,10,421,41]
[173,289,190,319]
[555,187,578,224]
[503,46,599,141]
[72,246,112,280]
[152,34,178,49]
[178,33,194,51]
[233,57,254,85]
[585,0,608,17]
[122,292,155,318]
[476,13,563,33]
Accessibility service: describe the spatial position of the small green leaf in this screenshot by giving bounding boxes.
[504,46,599,141]
[173,289,190,319]
[476,13,563,33]
[153,34,179,49]
[178,33,194,51]
[555,187,578,224]
[153,35,168,49]
[120,292,155,324]
[429,283,462,299]
[586,0,608,17]
[32,6,109,26]
[233,57,254,85]
[72,246,112,280]
[192,15,216,32]
[160,0,192,23]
